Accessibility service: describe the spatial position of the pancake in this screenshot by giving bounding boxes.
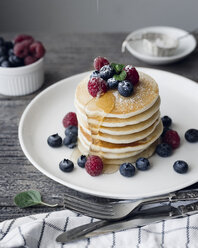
[79,121,163,153]
[102,140,159,164]
[76,98,160,127]
[78,139,159,164]
[77,110,160,136]
[78,139,144,159]
[75,72,159,118]
[79,117,161,144]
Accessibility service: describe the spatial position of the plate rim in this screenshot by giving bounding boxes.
[125,26,197,64]
[18,68,198,199]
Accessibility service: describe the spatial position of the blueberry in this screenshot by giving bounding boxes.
[136,157,150,171]
[100,65,114,80]
[8,55,15,64]
[59,159,74,172]
[4,41,13,50]
[107,77,119,90]
[156,143,172,157]
[13,55,24,66]
[119,163,135,177]
[173,160,188,174]
[185,129,198,143]
[118,80,133,97]
[161,116,172,128]
[9,55,24,67]
[8,48,14,56]
[67,143,77,149]
[0,56,7,64]
[1,60,11,67]
[65,125,78,137]
[0,46,7,57]
[77,155,87,168]
[0,37,4,46]
[161,126,170,137]
[47,133,62,147]
[64,125,78,148]
[63,135,77,148]
[90,70,100,78]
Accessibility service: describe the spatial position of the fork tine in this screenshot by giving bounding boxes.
[64,197,113,212]
[64,193,113,210]
[64,198,114,215]
[64,193,116,219]
[64,192,112,204]
[64,200,115,219]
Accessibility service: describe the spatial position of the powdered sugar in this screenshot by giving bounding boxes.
[112,72,158,114]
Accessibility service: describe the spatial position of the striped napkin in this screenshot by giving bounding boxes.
[0,209,198,248]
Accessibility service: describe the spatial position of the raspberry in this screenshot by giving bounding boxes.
[162,130,180,149]
[93,56,109,71]
[29,41,45,59]
[24,56,37,65]
[88,77,107,97]
[14,34,34,44]
[85,155,103,176]
[22,39,33,47]
[124,65,139,86]
[14,40,33,58]
[62,112,78,128]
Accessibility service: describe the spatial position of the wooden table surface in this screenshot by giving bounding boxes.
[0,33,198,222]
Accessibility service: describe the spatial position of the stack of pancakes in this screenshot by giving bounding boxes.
[75,71,163,165]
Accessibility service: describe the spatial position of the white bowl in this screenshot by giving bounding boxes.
[122,26,197,65]
[0,58,44,96]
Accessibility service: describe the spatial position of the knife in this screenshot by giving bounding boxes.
[87,205,185,237]
[56,202,198,243]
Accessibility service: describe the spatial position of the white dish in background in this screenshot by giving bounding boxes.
[123,26,197,65]
[18,69,198,199]
[0,58,44,96]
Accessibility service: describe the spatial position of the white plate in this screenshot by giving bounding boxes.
[18,68,198,199]
[124,26,197,65]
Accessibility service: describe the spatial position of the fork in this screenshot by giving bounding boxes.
[64,189,198,220]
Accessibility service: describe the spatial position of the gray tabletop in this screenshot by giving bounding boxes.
[0,33,198,222]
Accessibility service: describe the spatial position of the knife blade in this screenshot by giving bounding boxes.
[56,201,198,243]
[56,205,174,243]
[86,213,174,237]
[87,201,198,238]
[86,207,178,238]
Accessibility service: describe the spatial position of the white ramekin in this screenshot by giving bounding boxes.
[0,58,44,96]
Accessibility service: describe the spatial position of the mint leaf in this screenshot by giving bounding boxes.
[113,70,127,81]
[14,190,58,208]
[14,190,41,208]
[111,63,125,74]
[111,63,117,69]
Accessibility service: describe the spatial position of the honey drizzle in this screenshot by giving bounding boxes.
[85,91,118,173]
